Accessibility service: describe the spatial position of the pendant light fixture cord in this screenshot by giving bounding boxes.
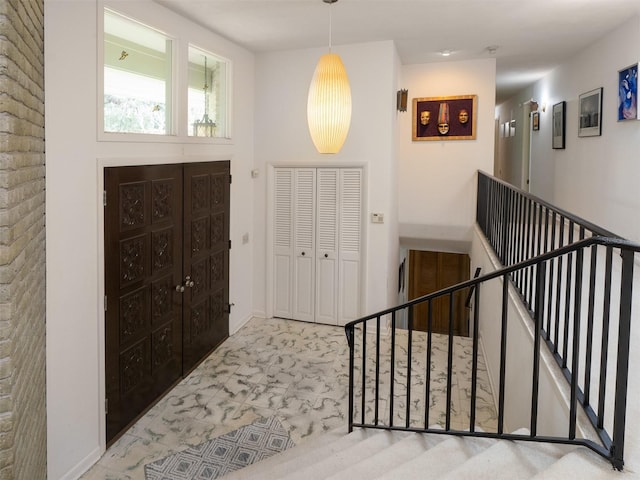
[323,0,338,52]
[328,0,332,52]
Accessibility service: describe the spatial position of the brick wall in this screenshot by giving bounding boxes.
[0,0,46,478]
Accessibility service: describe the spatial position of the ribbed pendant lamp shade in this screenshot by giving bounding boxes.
[307,53,352,154]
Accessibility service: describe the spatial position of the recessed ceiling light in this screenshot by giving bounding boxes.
[487,45,499,55]
[440,50,452,57]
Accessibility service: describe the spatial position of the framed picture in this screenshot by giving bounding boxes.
[618,64,638,121]
[578,87,603,137]
[532,112,539,131]
[552,101,565,149]
[412,95,477,141]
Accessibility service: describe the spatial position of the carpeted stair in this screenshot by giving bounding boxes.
[219,426,625,479]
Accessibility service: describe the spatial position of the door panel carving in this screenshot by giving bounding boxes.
[152,180,174,222]
[120,235,146,286]
[151,275,173,325]
[120,182,145,228]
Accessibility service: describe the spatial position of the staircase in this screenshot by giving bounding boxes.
[220,426,621,479]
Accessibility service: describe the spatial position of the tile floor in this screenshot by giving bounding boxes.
[80,317,497,479]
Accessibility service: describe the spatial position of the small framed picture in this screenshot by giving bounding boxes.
[618,64,638,121]
[578,87,603,137]
[532,111,540,131]
[552,101,565,149]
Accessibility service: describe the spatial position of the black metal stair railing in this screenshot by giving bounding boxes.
[476,170,620,310]
[344,172,639,471]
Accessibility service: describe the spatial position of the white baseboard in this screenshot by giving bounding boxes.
[229,312,259,335]
[54,445,102,480]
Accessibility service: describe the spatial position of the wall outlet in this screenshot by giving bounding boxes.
[242,233,249,244]
[371,213,384,224]
[251,169,259,178]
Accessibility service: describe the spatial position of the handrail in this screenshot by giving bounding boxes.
[477,170,620,239]
[345,235,639,471]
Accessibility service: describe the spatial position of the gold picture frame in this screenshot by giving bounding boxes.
[412,95,477,141]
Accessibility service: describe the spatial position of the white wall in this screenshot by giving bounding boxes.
[44,1,255,478]
[252,41,400,317]
[398,59,496,249]
[528,15,640,242]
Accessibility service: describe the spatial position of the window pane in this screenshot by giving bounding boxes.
[104,10,172,135]
[188,46,228,138]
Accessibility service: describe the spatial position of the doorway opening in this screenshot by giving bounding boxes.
[407,250,471,336]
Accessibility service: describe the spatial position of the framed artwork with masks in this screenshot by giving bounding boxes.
[412,95,477,141]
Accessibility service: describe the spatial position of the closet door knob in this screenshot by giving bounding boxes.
[301,251,305,256]
[324,253,328,258]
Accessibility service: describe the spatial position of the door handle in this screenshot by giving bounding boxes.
[324,253,328,258]
[176,276,195,293]
[301,251,305,256]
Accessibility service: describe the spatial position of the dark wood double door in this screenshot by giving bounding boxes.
[104,161,230,444]
[408,250,470,336]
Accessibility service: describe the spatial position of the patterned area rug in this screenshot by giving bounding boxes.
[144,416,295,480]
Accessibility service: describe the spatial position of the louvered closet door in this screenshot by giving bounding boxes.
[315,169,339,325]
[273,167,361,326]
[273,169,294,319]
[338,168,362,325]
[292,169,316,322]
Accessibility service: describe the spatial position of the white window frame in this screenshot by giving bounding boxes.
[97,5,233,144]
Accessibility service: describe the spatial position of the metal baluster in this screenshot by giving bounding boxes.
[390,311,396,428]
[531,262,546,437]
[498,274,508,434]
[525,199,533,306]
[470,283,480,432]
[543,207,551,337]
[546,211,557,342]
[424,299,433,429]
[375,316,381,426]
[584,245,598,407]
[518,195,526,287]
[446,293,454,430]
[501,187,510,266]
[362,320,367,425]
[569,246,584,439]
[597,247,613,428]
[562,221,575,367]
[554,217,565,354]
[406,305,413,429]
[347,324,355,433]
[611,249,634,471]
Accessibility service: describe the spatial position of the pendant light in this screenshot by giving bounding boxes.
[193,55,216,137]
[307,0,352,154]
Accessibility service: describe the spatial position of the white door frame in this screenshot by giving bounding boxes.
[265,162,366,324]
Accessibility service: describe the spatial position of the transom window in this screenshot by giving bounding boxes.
[103,10,172,135]
[188,46,228,138]
[102,9,230,139]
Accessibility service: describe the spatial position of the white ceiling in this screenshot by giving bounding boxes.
[156,0,640,104]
